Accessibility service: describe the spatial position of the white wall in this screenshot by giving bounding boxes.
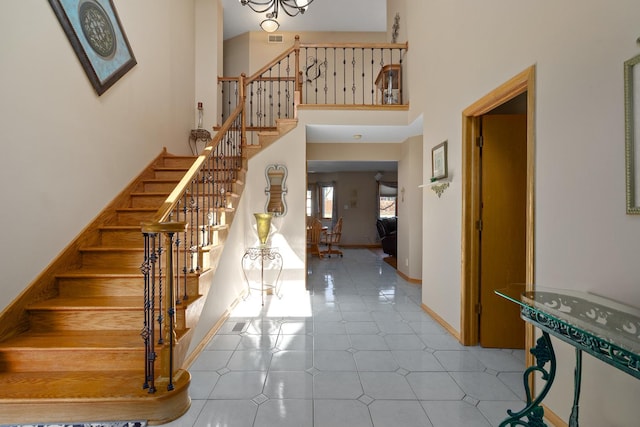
[195,0,223,134]
[398,134,423,280]
[409,0,640,425]
[245,122,308,285]
[0,0,202,310]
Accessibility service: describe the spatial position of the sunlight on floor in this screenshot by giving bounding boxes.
[231,279,313,318]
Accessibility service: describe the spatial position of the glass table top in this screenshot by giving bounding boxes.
[496,284,640,356]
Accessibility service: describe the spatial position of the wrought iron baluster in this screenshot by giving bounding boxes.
[370,48,375,104]
[156,233,164,347]
[165,231,177,391]
[351,48,356,103]
[361,48,365,104]
[141,232,155,393]
[342,47,347,104]
[285,53,291,117]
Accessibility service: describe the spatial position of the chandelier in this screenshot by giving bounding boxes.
[238,0,315,32]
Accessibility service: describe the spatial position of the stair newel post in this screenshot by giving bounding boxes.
[142,222,186,393]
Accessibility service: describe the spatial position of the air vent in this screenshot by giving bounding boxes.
[268,34,284,43]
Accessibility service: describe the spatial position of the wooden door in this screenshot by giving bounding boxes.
[479,114,527,348]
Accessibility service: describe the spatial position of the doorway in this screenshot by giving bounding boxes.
[460,67,536,360]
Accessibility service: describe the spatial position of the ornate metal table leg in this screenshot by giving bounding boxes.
[499,331,557,427]
[569,349,582,427]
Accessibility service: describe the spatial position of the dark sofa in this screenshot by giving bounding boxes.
[376,217,397,257]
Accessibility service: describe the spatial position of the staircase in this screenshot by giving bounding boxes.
[0,149,244,424]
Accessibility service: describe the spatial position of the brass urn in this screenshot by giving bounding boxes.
[254,213,273,245]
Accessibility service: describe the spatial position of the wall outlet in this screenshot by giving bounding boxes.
[405,258,409,267]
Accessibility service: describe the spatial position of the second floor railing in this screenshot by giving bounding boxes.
[218,36,409,144]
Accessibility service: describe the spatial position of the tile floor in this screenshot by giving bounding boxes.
[158,249,526,427]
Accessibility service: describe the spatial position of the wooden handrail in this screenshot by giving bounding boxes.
[148,101,244,225]
[299,41,408,50]
[246,45,298,84]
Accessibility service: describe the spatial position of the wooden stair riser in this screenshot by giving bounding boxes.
[114,209,156,226]
[57,275,202,298]
[153,168,189,180]
[57,276,144,297]
[27,308,190,333]
[0,348,144,373]
[80,249,145,270]
[142,180,181,193]
[100,227,144,247]
[162,156,197,168]
[129,193,169,209]
[100,223,230,249]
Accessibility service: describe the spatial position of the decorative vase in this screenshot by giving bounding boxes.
[254,213,273,245]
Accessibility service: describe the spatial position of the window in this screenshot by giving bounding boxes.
[378,182,397,218]
[306,189,313,216]
[320,184,334,219]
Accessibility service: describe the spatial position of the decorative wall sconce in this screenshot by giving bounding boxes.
[418,179,451,198]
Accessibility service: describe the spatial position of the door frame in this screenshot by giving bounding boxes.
[460,65,536,365]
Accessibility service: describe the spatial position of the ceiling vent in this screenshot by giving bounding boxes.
[268,34,284,43]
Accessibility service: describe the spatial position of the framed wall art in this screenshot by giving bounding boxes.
[432,140,448,180]
[49,0,137,96]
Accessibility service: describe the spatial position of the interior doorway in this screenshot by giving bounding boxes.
[460,66,536,361]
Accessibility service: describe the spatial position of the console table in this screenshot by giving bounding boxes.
[495,285,640,427]
[241,246,282,306]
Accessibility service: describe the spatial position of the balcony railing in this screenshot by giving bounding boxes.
[219,36,408,145]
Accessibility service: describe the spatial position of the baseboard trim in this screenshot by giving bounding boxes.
[396,269,422,284]
[181,290,247,369]
[421,303,461,341]
[341,243,381,249]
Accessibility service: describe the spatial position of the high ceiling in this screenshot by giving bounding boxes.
[222,0,388,40]
[222,0,413,174]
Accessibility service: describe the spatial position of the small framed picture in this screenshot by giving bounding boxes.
[49,0,137,96]
[432,140,448,180]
